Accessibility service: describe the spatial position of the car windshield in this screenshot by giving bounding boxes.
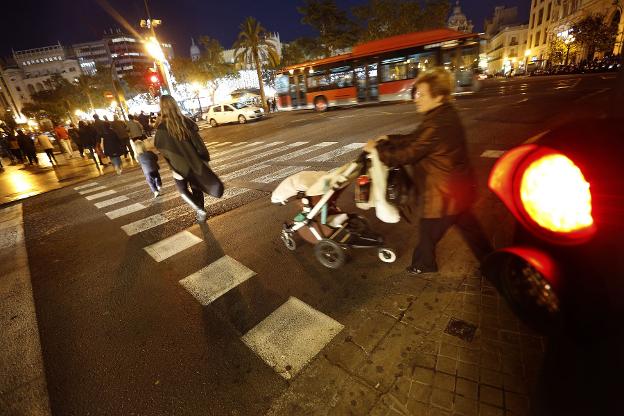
[232,103,247,109]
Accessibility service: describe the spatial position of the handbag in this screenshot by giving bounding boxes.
[386,166,412,206]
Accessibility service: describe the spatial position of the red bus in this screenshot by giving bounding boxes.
[276,28,482,112]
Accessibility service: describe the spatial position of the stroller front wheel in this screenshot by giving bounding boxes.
[314,239,346,269]
[281,232,297,251]
[378,248,397,263]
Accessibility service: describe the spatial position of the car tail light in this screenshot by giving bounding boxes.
[489,144,596,244]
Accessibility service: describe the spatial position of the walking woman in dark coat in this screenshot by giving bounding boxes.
[16,130,37,165]
[364,68,492,275]
[78,120,103,168]
[100,124,124,175]
[155,95,224,222]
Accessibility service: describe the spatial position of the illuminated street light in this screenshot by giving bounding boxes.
[192,82,203,115]
[145,37,165,61]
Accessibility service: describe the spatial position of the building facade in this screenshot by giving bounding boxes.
[484,6,520,38]
[0,44,82,115]
[72,39,111,75]
[486,24,529,74]
[526,0,624,68]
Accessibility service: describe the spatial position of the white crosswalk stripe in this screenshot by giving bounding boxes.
[106,203,147,220]
[179,255,256,305]
[121,188,249,236]
[252,165,311,184]
[271,142,336,162]
[144,230,203,262]
[212,141,283,163]
[307,143,364,162]
[78,185,108,195]
[74,182,99,191]
[217,142,307,171]
[85,189,117,200]
[94,196,129,209]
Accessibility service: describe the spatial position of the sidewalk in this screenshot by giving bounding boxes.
[0,150,139,207]
[268,227,544,416]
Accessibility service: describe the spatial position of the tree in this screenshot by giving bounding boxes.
[353,0,450,42]
[298,0,357,57]
[234,17,280,112]
[572,14,618,60]
[548,35,579,65]
[281,37,324,67]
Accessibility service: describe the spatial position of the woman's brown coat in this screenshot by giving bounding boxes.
[376,102,476,219]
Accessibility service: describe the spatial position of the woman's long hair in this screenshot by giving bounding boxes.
[159,95,194,141]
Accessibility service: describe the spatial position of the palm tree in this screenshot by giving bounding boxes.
[233,17,280,111]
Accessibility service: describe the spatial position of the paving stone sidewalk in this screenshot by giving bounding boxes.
[267,267,545,416]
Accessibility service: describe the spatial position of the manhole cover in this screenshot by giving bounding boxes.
[445,318,478,342]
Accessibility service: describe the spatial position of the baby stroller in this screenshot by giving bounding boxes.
[271,152,397,269]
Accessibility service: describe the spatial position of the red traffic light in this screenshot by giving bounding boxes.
[150,74,160,84]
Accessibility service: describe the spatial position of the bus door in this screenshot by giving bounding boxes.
[355,63,379,102]
[297,74,306,107]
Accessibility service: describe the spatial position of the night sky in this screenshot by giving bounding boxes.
[0,0,528,59]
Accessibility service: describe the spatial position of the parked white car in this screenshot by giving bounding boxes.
[207,103,265,127]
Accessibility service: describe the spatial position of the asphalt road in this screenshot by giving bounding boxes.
[5,73,618,415]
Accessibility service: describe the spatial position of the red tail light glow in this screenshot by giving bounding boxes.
[520,154,593,233]
[489,144,596,244]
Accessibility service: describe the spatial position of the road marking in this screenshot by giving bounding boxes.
[74,182,99,190]
[122,213,169,235]
[242,297,344,380]
[205,141,219,146]
[307,143,364,162]
[121,188,249,235]
[252,165,311,183]
[78,185,108,195]
[523,130,550,144]
[209,141,232,149]
[222,164,271,181]
[144,230,203,262]
[0,204,52,415]
[212,141,282,163]
[106,203,147,220]
[217,142,307,171]
[271,141,336,162]
[85,189,117,200]
[94,195,129,209]
[211,141,264,159]
[575,87,610,102]
[480,150,506,158]
[289,118,308,123]
[179,255,256,305]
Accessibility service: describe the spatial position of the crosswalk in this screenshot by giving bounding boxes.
[72,139,364,379]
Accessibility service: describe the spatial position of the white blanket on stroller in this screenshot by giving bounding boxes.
[356,148,400,224]
[270,171,327,204]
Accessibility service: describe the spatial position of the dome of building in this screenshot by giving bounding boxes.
[190,38,200,61]
[448,1,474,33]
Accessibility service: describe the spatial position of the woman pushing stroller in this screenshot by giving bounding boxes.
[364,68,491,275]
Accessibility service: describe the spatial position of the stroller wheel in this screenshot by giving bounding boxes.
[378,248,397,263]
[281,232,297,251]
[314,239,346,269]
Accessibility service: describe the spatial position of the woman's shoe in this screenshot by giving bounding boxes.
[196,209,208,223]
[406,266,438,275]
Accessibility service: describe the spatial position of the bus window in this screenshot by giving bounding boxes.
[275,74,290,94]
[329,66,354,88]
[307,69,330,90]
[380,57,418,82]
